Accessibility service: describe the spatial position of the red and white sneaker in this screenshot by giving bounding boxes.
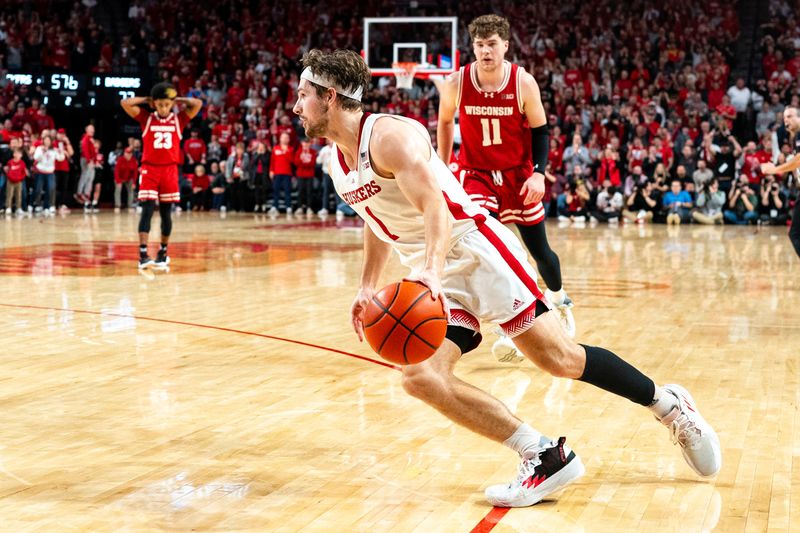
[485,437,584,507]
[658,384,721,477]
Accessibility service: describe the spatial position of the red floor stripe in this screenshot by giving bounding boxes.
[470,507,510,533]
[0,302,400,371]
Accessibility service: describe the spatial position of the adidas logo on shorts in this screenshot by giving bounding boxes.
[512,298,524,311]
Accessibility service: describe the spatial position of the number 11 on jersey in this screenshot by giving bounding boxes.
[480,118,502,146]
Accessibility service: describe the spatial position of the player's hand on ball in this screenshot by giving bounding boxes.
[760,162,776,175]
[521,173,545,204]
[350,287,374,342]
[404,269,450,319]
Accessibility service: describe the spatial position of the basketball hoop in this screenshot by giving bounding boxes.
[392,62,418,90]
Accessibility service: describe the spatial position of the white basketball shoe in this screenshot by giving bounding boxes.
[485,437,585,507]
[545,289,576,338]
[657,384,722,477]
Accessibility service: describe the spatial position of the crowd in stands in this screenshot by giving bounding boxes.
[0,0,797,227]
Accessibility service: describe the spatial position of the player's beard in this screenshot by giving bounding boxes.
[304,102,329,138]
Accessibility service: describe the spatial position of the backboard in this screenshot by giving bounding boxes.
[362,17,459,77]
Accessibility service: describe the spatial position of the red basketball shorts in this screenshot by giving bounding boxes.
[138,164,180,203]
[458,165,545,225]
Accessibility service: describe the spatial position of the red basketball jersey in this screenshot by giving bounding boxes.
[136,109,190,166]
[457,61,531,172]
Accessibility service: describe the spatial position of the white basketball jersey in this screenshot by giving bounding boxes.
[330,113,490,266]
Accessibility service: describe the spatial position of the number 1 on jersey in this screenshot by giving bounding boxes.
[480,118,502,146]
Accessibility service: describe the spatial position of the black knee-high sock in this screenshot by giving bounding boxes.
[138,200,155,233]
[578,344,655,406]
[517,223,562,291]
[159,203,173,237]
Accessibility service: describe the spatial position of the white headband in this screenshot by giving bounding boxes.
[300,67,363,102]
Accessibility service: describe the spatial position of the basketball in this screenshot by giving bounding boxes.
[363,280,448,365]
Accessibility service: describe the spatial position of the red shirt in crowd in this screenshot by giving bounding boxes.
[272,123,296,146]
[270,144,294,175]
[742,150,771,185]
[212,123,233,151]
[226,85,246,108]
[293,146,317,178]
[11,112,29,131]
[184,137,207,163]
[114,154,139,183]
[192,172,210,190]
[31,112,54,134]
[54,139,71,172]
[80,134,96,162]
[598,157,622,187]
[564,69,582,86]
[5,158,28,183]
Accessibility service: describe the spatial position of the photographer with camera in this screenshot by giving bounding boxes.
[723,176,759,225]
[692,178,725,225]
[759,174,788,225]
[622,179,657,223]
[591,178,624,224]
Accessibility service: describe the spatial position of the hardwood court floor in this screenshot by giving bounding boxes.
[0,211,798,532]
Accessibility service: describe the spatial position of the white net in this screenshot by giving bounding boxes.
[392,62,418,90]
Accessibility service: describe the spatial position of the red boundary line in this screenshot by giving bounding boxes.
[0,302,509,530]
[470,507,510,533]
[0,303,400,370]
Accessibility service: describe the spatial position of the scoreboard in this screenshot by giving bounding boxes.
[5,72,144,109]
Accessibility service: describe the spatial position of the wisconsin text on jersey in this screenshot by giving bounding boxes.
[463,105,516,116]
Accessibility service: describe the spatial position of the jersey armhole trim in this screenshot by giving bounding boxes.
[455,67,465,109]
[516,66,525,115]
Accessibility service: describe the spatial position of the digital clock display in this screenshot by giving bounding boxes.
[4,72,143,109]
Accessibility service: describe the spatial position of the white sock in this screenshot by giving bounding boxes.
[548,288,566,305]
[503,423,550,459]
[649,386,678,419]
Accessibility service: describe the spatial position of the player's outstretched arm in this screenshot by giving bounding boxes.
[120,96,150,119]
[762,154,800,176]
[371,118,451,302]
[436,71,460,165]
[175,97,203,120]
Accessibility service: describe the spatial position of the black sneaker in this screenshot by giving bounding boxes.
[485,437,585,507]
[153,250,170,270]
[138,256,154,270]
